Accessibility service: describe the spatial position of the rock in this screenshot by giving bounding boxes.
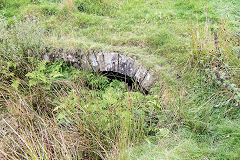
[43,54,50,61]
[103,52,118,72]
[125,57,138,77]
[95,52,105,71]
[81,54,92,71]
[88,53,99,71]
[134,65,148,83]
[141,71,156,91]
[73,62,81,69]
[118,54,128,75]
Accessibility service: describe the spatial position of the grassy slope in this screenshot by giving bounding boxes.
[0,0,239,159]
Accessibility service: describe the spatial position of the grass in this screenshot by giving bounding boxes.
[0,0,239,159]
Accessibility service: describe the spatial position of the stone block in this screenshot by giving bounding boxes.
[141,71,156,91]
[103,52,118,72]
[67,54,77,63]
[81,54,92,71]
[134,66,148,83]
[118,54,128,75]
[73,62,81,69]
[95,52,105,71]
[43,54,50,61]
[88,53,99,71]
[126,58,139,77]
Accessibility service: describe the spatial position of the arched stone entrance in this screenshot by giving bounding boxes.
[43,49,156,91]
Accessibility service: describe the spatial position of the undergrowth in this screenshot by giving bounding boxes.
[0,58,160,159]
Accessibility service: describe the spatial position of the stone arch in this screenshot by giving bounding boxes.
[42,49,156,91]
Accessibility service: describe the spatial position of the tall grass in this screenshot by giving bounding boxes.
[190,17,240,105]
[65,0,75,12]
[190,18,240,77]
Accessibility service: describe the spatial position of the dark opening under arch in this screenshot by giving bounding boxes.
[100,71,149,94]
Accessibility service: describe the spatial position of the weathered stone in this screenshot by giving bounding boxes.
[60,52,66,61]
[95,52,105,71]
[88,53,99,71]
[126,57,139,77]
[81,54,92,71]
[141,71,156,90]
[118,54,128,75]
[43,54,50,61]
[103,52,118,72]
[134,66,148,83]
[67,54,77,63]
[119,54,139,78]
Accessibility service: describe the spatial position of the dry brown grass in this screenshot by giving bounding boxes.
[0,80,106,159]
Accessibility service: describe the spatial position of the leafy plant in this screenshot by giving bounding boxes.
[26,61,79,89]
[80,71,109,90]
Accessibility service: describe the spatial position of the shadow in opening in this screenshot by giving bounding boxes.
[100,71,148,94]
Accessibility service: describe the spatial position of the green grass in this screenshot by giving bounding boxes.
[0,0,239,159]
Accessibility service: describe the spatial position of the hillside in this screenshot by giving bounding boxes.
[0,0,239,159]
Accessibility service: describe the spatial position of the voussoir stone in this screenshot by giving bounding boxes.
[134,65,148,83]
[126,57,138,77]
[88,53,99,71]
[141,72,156,91]
[43,54,50,61]
[81,54,92,71]
[95,52,105,71]
[103,52,118,72]
[118,54,128,75]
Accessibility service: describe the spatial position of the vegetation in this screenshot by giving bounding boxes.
[0,0,239,159]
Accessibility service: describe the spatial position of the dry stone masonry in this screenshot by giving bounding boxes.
[42,49,156,91]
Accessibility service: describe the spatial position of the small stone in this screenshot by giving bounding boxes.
[73,63,80,69]
[213,105,220,109]
[67,54,76,62]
